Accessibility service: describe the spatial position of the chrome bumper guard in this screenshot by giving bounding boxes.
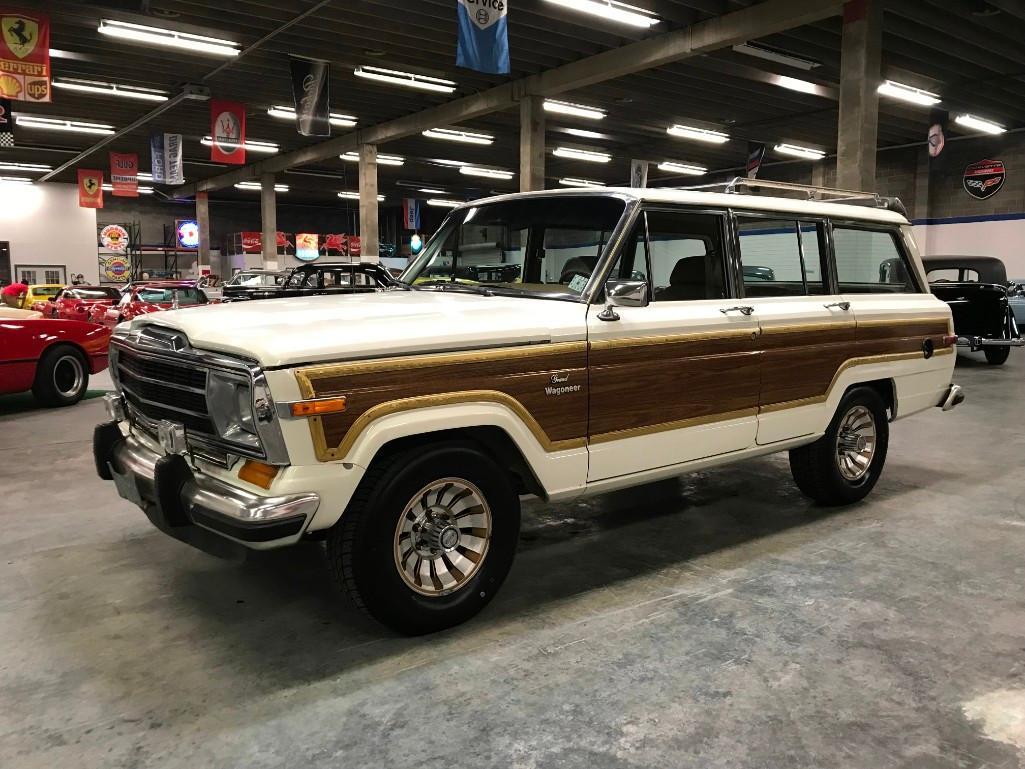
[940,384,965,412]
[958,335,1025,348]
[94,420,319,547]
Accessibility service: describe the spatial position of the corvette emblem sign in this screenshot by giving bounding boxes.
[963,159,1005,200]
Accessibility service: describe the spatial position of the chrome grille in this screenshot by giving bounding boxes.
[115,346,216,436]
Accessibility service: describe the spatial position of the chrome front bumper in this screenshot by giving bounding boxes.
[94,421,319,550]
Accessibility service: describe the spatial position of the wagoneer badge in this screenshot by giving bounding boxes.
[545,373,581,396]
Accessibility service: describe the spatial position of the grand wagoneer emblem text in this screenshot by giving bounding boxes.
[545,373,581,396]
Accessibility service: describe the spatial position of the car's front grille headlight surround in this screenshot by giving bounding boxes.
[207,369,260,449]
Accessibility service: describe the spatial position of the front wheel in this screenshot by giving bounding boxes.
[326,442,520,635]
[32,344,89,407]
[984,345,1010,365]
[789,386,889,506]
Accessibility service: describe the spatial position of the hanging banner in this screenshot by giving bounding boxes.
[402,198,422,230]
[290,56,330,137]
[455,0,509,75]
[963,159,1005,200]
[0,96,12,147]
[150,133,183,185]
[630,160,648,188]
[78,169,103,208]
[209,99,246,164]
[0,10,51,102]
[746,142,766,178]
[109,151,139,197]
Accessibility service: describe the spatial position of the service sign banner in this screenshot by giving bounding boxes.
[210,99,246,164]
[456,0,509,75]
[963,159,1005,200]
[78,169,103,208]
[109,151,139,197]
[0,9,51,102]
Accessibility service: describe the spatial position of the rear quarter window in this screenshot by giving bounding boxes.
[832,225,918,294]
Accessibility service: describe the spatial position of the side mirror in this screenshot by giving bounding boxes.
[597,279,648,321]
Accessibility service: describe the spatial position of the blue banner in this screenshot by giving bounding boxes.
[456,0,509,75]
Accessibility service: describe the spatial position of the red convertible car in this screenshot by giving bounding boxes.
[0,317,112,406]
[32,285,122,321]
[90,280,210,327]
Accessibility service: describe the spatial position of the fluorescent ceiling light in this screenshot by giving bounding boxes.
[559,177,605,187]
[0,176,33,185]
[53,78,168,101]
[561,127,606,139]
[267,105,357,128]
[422,127,494,145]
[102,183,154,194]
[553,146,611,163]
[339,151,404,166]
[541,0,659,28]
[202,136,279,153]
[954,113,1005,135]
[0,161,51,171]
[353,65,455,93]
[418,187,448,194]
[98,19,240,57]
[544,99,606,120]
[657,161,706,175]
[774,143,826,160]
[427,198,462,208]
[732,42,820,71]
[877,80,940,107]
[235,181,289,192]
[429,158,469,167]
[135,171,186,183]
[338,191,385,201]
[667,124,729,144]
[15,115,115,135]
[776,75,819,95]
[459,166,514,180]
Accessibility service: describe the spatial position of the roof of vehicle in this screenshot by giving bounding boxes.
[291,261,386,270]
[236,268,288,274]
[133,280,200,290]
[28,283,64,290]
[452,187,910,225]
[922,255,1008,283]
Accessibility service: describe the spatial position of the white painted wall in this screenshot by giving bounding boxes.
[913,218,1025,279]
[0,182,97,283]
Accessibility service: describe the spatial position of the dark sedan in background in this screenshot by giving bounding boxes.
[222,262,397,301]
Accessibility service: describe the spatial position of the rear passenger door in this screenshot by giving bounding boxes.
[732,213,856,444]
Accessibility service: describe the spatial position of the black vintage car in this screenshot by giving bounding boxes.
[220,269,289,301]
[223,262,397,301]
[923,255,1023,365]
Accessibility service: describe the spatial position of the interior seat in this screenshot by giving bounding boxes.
[655,255,708,301]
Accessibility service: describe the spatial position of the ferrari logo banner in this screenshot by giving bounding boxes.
[0,10,50,102]
[210,99,246,164]
[78,169,104,208]
[109,151,139,197]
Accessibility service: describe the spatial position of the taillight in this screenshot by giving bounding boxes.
[943,334,959,346]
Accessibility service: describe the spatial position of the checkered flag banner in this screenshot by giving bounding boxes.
[0,98,13,147]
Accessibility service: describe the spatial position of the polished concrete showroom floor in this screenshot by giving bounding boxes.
[2,353,1024,769]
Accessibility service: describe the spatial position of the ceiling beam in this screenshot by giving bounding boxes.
[184,0,844,194]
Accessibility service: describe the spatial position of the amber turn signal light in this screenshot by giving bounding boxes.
[291,397,347,417]
[238,460,280,489]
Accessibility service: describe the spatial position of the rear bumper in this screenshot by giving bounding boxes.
[957,335,1024,349]
[938,383,965,412]
[93,421,319,551]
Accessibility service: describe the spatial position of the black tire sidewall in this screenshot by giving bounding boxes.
[985,346,1010,365]
[32,345,89,407]
[822,387,889,503]
[350,445,520,634]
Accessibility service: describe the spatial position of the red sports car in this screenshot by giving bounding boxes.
[33,285,122,321]
[91,280,210,327]
[0,317,112,406]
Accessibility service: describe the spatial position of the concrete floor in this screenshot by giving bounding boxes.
[2,352,1024,769]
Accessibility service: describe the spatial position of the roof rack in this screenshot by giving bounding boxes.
[683,177,908,217]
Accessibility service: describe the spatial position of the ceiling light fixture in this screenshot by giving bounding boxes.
[353,65,456,93]
[774,143,826,160]
[338,191,385,201]
[541,0,659,28]
[267,105,357,128]
[427,198,462,208]
[543,99,606,120]
[0,161,51,172]
[0,176,33,185]
[666,124,729,144]
[102,183,154,194]
[339,151,405,166]
[97,19,240,57]
[418,187,447,194]
[15,115,115,135]
[954,113,1005,134]
[776,75,819,95]
[553,146,611,163]
[561,127,606,139]
[235,181,289,192]
[559,177,606,187]
[423,127,494,145]
[428,158,469,167]
[657,161,706,175]
[202,136,279,153]
[459,166,514,180]
[53,78,168,101]
[877,80,941,107]
[732,42,820,70]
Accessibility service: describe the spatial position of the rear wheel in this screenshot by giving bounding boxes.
[984,345,1010,365]
[789,386,889,506]
[32,344,89,407]
[326,442,520,635]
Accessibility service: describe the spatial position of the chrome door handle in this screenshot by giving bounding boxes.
[720,305,755,316]
[824,301,851,311]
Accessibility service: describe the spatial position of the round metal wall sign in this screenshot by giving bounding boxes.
[963,159,1005,200]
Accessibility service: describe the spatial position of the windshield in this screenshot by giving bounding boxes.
[231,272,283,287]
[401,196,626,299]
[32,286,60,297]
[71,287,120,300]
[135,287,205,305]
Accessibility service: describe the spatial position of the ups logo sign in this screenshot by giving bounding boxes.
[26,79,48,100]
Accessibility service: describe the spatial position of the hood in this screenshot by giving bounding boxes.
[129,291,588,367]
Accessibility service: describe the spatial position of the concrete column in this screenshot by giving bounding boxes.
[260,173,277,269]
[359,144,379,262]
[196,191,211,271]
[519,95,545,192]
[836,0,882,192]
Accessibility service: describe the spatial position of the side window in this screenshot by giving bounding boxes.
[833,226,916,294]
[737,217,827,297]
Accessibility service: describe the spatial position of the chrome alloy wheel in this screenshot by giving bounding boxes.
[393,478,493,597]
[835,404,877,482]
[53,354,85,398]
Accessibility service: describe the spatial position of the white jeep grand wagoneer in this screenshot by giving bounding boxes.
[95,180,964,634]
